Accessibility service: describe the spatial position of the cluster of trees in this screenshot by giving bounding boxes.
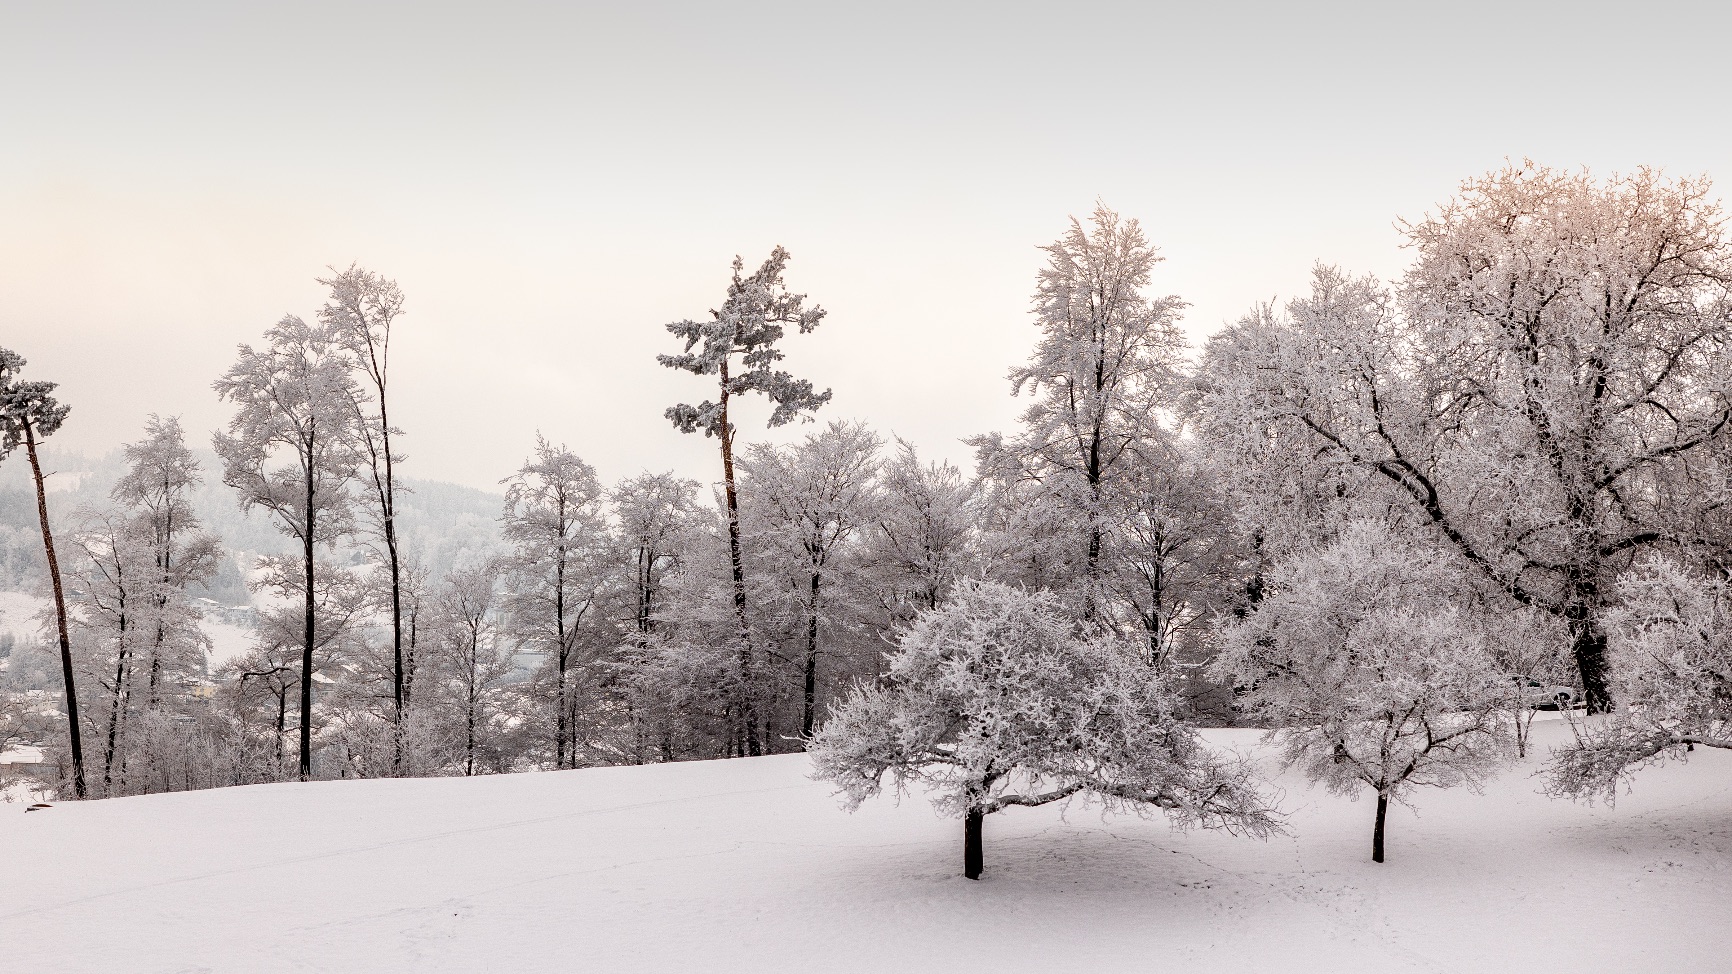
[5,162,1732,877]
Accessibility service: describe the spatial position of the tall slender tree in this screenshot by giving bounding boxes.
[658,247,830,756]
[214,316,362,780]
[321,265,412,770]
[0,348,85,798]
[500,436,607,769]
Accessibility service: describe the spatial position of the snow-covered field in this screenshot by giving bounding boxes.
[0,719,1726,973]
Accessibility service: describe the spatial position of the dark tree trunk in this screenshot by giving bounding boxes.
[554,499,569,770]
[103,633,129,796]
[717,360,759,757]
[275,688,287,773]
[801,571,820,740]
[1568,612,1613,715]
[299,456,316,782]
[964,808,985,880]
[466,626,480,776]
[381,405,404,774]
[1372,792,1388,863]
[26,426,85,798]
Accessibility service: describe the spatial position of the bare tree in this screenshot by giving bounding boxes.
[321,265,413,770]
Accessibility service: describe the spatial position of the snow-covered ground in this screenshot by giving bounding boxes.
[0,719,1725,973]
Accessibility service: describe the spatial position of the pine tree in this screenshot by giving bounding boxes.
[0,347,86,798]
[659,247,830,756]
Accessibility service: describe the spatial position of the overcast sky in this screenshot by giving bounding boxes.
[5,1,1731,493]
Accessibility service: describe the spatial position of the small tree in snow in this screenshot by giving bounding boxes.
[1549,559,1732,801]
[1213,521,1513,862]
[811,579,1278,880]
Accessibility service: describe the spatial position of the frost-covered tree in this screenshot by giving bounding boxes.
[1549,559,1732,800]
[811,579,1278,880]
[611,472,700,638]
[739,420,882,738]
[213,315,363,780]
[866,439,975,622]
[659,247,830,755]
[65,511,154,795]
[972,206,1187,620]
[428,565,515,776]
[1210,165,1732,713]
[258,557,377,776]
[1104,441,1240,669]
[1214,522,1514,862]
[0,347,86,797]
[499,436,608,769]
[321,264,413,769]
[65,424,219,797]
[111,416,220,710]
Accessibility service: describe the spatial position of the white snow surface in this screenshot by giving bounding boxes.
[0,720,1726,973]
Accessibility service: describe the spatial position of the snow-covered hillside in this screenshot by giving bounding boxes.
[0,720,1726,973]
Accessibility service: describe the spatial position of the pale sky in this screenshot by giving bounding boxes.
[5,1,1730,493]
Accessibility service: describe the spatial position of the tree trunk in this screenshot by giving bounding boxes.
[964,808,985,880]
[466,690,477,776]
[801,572,820,740]
[148,506,172,710]
[1372,791,1388,863]
[299,456,317,782]
[103,637,129,796]
[275,688,287,774]
[1567,610,1613,715]
[26,426,85,798]
[381,404,404,775]
[555,513,569,770]
[717,360,759,757]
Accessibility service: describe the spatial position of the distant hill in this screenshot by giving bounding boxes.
[0,446,503,602]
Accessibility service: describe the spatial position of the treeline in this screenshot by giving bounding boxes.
[2,164,1729,856]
